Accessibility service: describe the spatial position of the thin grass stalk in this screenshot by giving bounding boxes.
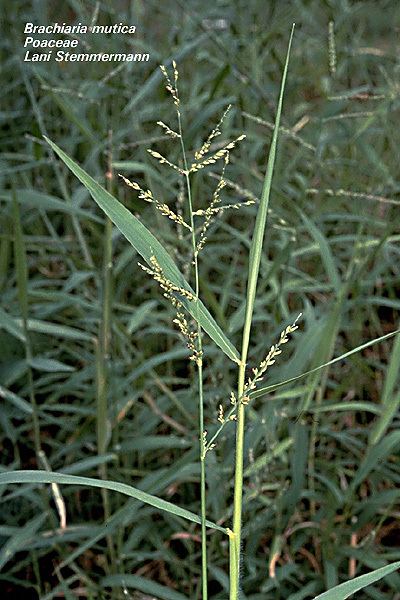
[96,133,116,576]
[176,108,208,599]
[228,529,239,598]
[12,192,41,459]
[12,192,61,531]
[231,26,294,599]
[0,226,10,292]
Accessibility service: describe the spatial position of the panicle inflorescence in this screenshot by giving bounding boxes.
[119,174,191,230]
[202,431,215,459]
[138,255,196,307]
[157,120,181,139]
[328,20,337,76]
[195,153,229,255]
[241,314,302,404]
[208,173,257,205]
[139,255,202,365]
[206,315,302,454]
[194,104,232,160]
[176,178,186,242]
[193,198,255,217]
[147,149,186,175]
[173,312,203,365]
[160,61,180,107]
[216,400,237,426]
[190,135,246,173]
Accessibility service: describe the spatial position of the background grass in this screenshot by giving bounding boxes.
[1,0,400,598]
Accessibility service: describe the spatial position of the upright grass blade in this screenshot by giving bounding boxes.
[348,430,400,494]
[231,24,295,600]
[0,471,227,533]
[312,561,400,600]
[44,137,240,365]
[96,138,115,572]
[12,192,42,458]
[369,330,400,445]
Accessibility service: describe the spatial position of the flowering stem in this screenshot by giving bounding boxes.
[177,107,208,599]
[230,26,294,599]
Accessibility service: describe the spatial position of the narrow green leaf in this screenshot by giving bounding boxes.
[313,561,400,600]
[370,330,400,445]
[16,318,93,342]
[309,401,381,415]
[0,471,226,533]
[250,329,400,399]
[28,357,75,372]
[102,574,189,600]
[0,189,102,222]
[284,423,308,511]
[244,438,293,476]
[119,435,190,452]
[0,385,32,415]
[126,300,157,334]
[350,431,400,492]
[0,513,47,570]
[44,137,240,364]
[298,209,340,291]
[60,455,117,475]
[0,306,26,342]
[12,192,29,323]
[241,25,294,354]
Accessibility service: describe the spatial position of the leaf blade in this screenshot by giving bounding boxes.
[0,470,226,533]
[312,561,400,600]
[241,24,294,354]
[102,574,190,600]
[44,137,240,364]
[0,513,47,571]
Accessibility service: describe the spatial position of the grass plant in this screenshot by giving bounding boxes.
[1,2,400,599]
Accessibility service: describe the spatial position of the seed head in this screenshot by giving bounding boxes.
[194,104,232,161]
[242,314,302,403]
[139,255,196,305]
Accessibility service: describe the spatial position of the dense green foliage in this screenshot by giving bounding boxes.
[1,1,400,598]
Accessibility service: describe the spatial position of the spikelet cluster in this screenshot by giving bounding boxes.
[139,255,195,307]
[173,312,202,365]
[201,431,215,459]
[139,256,202,364]
[160,61,180,107]
[328,20,337,76]
[216,400,237,426]
[208,173,257,204]
[119,174,191,230]
[147,149,185,175]
[195,104,232,160]
[157,120,180,139]
[190,135,246,173]
[176,178,186,242]
[196,154,229,255]
[193,199,255,217]
[241,314,302,404]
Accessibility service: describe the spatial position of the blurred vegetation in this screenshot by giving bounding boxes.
[1,0,400,598]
